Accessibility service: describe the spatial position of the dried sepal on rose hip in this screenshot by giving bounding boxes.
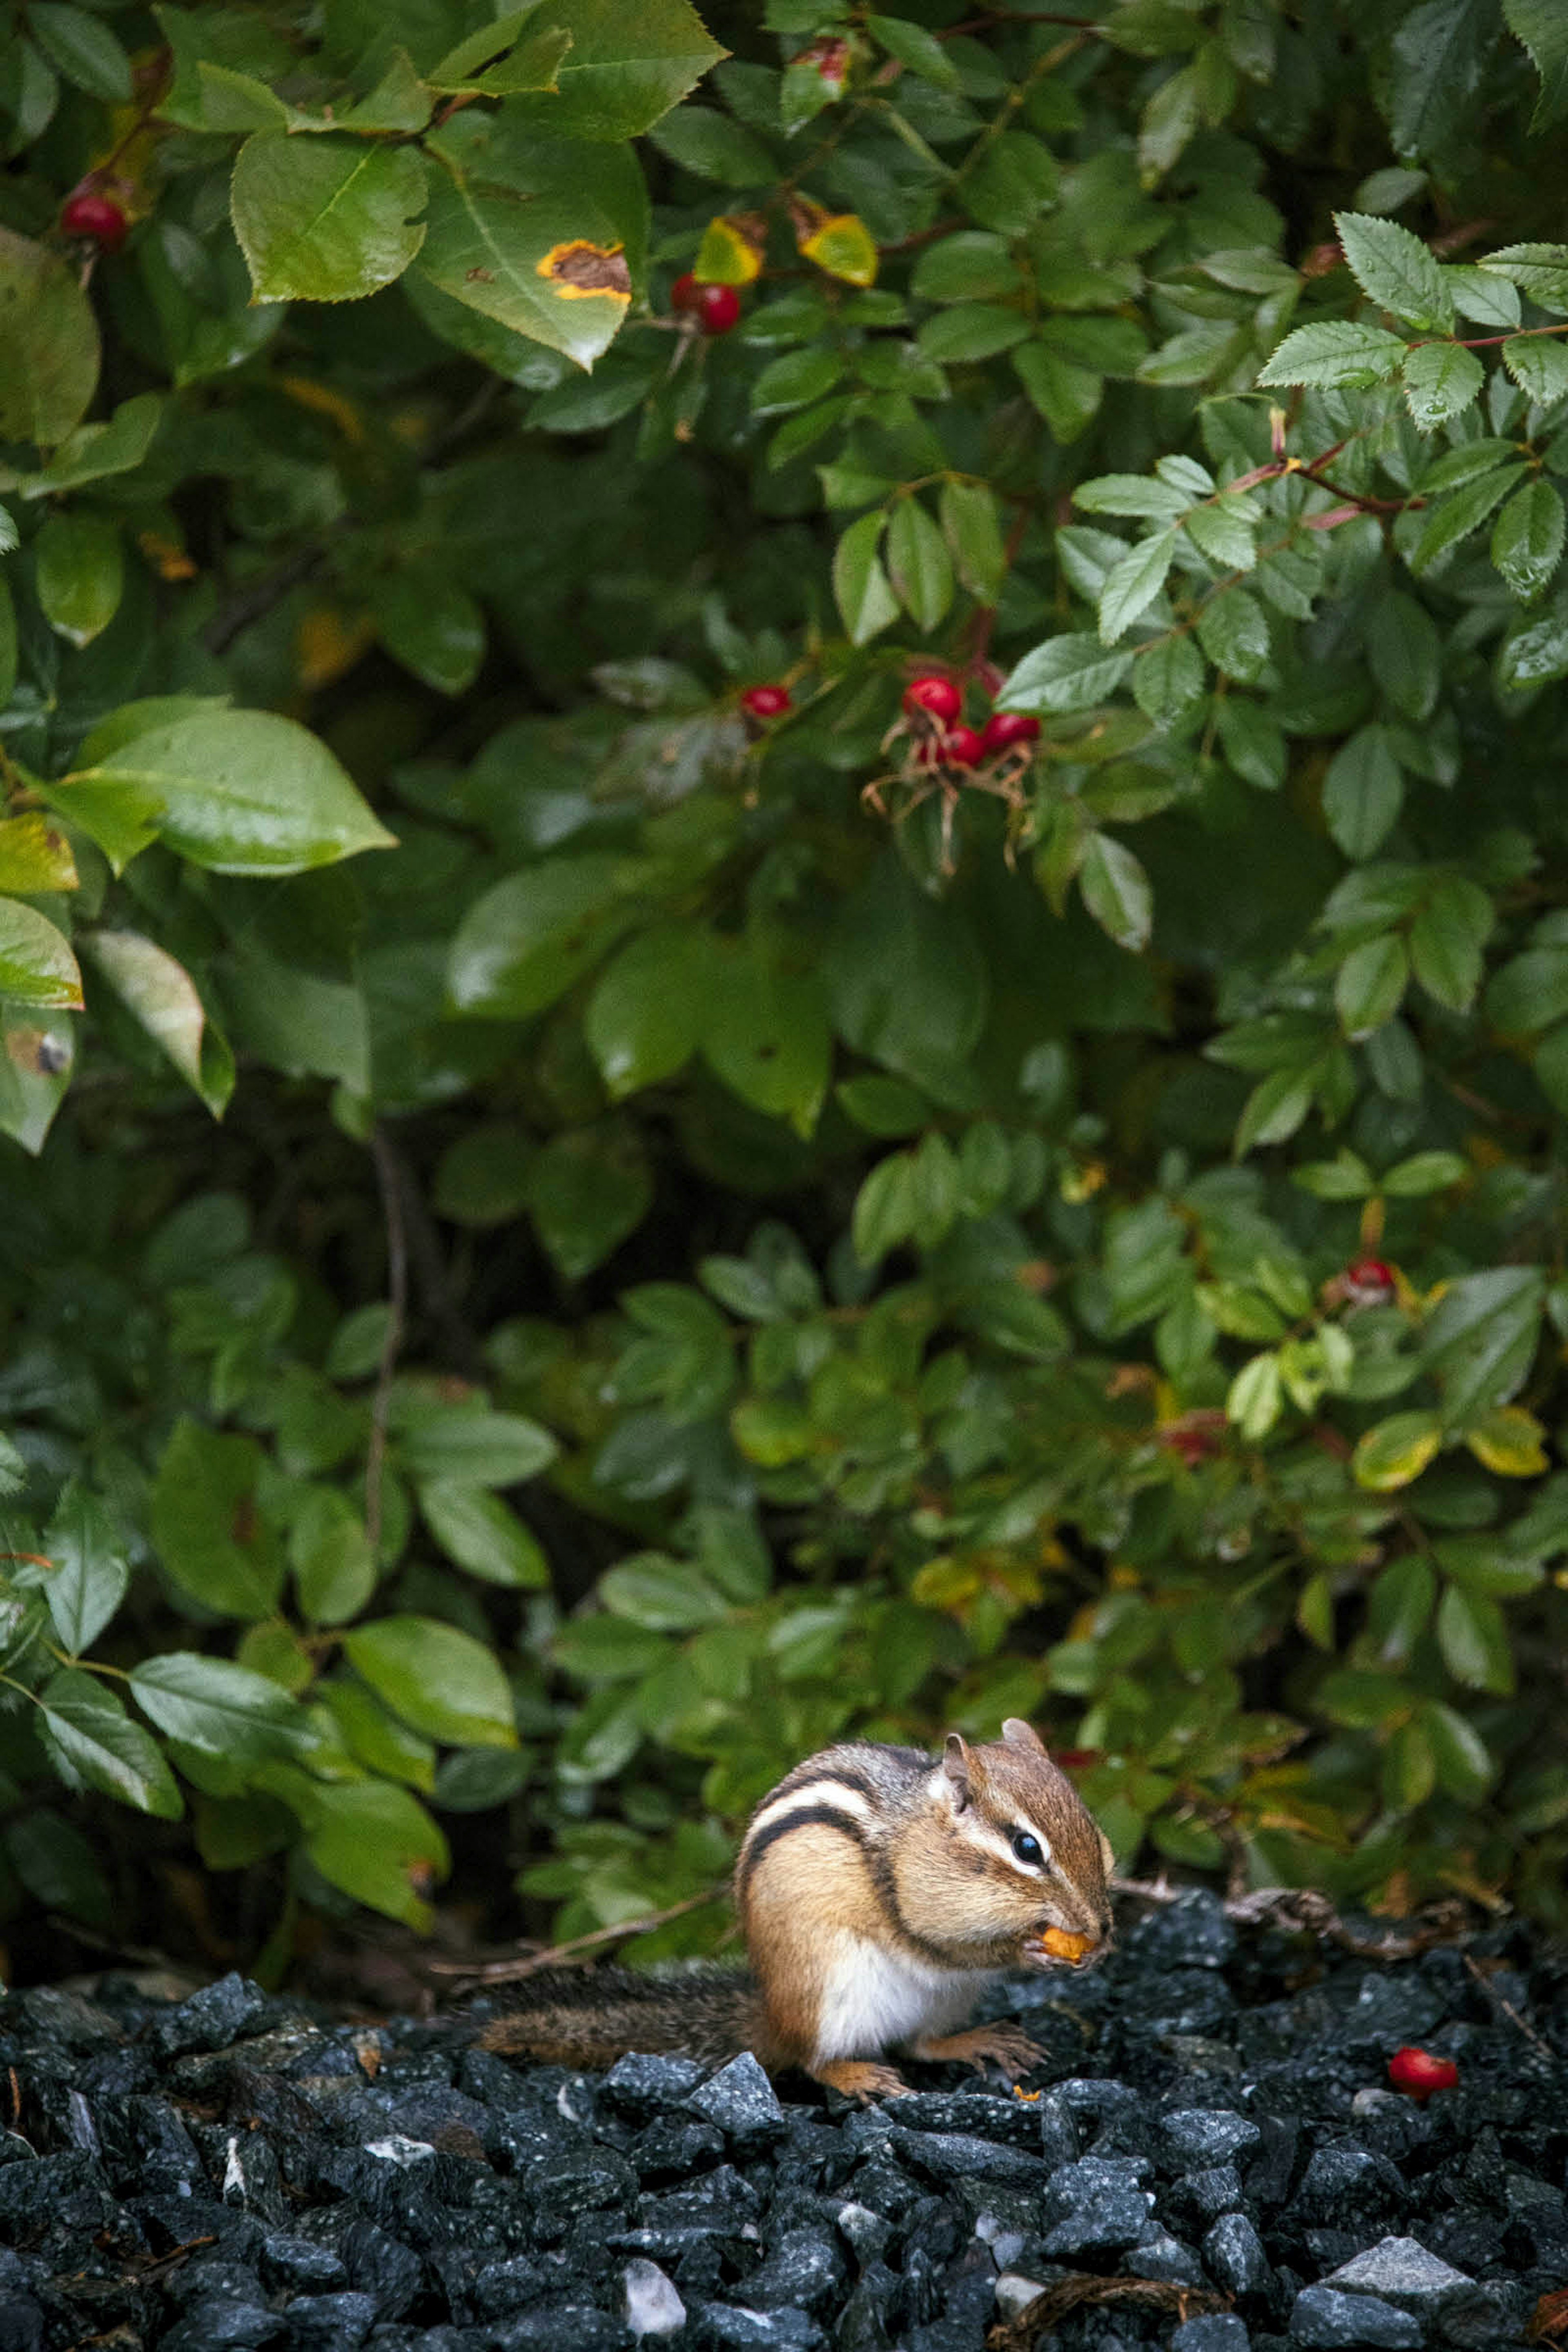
[1387,2046,1459,2101]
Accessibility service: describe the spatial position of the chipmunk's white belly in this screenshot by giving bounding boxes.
[812,1934,996,2063]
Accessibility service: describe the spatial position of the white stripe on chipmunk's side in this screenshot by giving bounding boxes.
[742,1782,878,1849]
[811,1933,998,2064]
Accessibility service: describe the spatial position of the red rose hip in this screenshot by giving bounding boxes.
[1387,2046,1458,2101]
[741,684,791,719]
[981,710,1041,756]
[942,723,984,768]
[1343,1256,1395,1307]
[60,191,128,252]
[902,674,962,725]
[672,274,741,335]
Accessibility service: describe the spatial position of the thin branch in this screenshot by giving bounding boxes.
[427,1883,731,1987]
[1463,1952,1555,2059]
[365,1125,410,1561]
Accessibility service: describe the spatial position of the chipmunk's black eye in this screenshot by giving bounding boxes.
[1011,1829,1045,1867]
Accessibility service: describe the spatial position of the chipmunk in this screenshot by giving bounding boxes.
[477,1718,1114,2102]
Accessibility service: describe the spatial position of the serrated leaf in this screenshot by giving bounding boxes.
[343,1615,518,1747]
[1409,463,1521,572]
[1436,1583,1513,1693]
[1501,334,1568,407]
[1335,210,1453,330]
[412,170,631,371]
[1257,319,1408,389]
[833,508,898,644]
[1504,0,1568,128]
[40,1483,129,1655]
[1323,726,1403,861]
[1000,635,1134,715]
[1195,586,1269,682]
[130,1651,309,1759]
[1401,339,1483,428]
[1078,831,1152,951]
[886,496,954,633]
[1098,531,1176,644]
[1491,478,1566,600]
[232,134,428,302]
[39,1670,181,1819]
[1335,933,1409,1038]
[418,1481,550,1587]
[1409,874,1493,1011]
[0,900,82,1010]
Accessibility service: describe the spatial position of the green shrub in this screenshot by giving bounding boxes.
[0,0,1566,1968]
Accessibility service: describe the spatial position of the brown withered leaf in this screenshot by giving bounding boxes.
[1526,2286,1568,2343]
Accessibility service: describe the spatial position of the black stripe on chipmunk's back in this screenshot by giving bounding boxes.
[735,1800,868,1898]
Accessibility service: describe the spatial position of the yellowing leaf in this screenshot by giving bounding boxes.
[1352,1410,1443,1492]
[692,212,765,285]
[1464,1403,1549,1476]
[799,211,878,288]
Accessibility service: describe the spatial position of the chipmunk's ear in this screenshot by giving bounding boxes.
[1002,1717,1047,1755]
[942,1733,971,1809]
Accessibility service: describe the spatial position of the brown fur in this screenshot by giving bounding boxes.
[473,1721,1113,2102]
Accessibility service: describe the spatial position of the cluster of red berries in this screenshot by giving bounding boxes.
[901,671,1040,769]
[60,188,129,250]
[672,273,741,336]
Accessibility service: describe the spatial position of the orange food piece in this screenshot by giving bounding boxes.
[1027,1927,1095,1964]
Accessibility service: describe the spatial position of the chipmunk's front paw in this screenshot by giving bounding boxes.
[813,2058,913,2104]
[909,2024,1042,2079]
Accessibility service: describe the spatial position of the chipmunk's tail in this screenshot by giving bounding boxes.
[473,1964,768,2073]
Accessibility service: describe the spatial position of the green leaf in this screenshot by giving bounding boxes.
[703,942,831,1135]
[290,1488,376,1624]
[419,1480,550,1587]
[1422,1265,1546,1423]
[833,508,898,644]
[1501,333,1568,407]
[1335,933,1409,1038]
[428,13,571,96]
[1498,598,1568,691]
[1408,874,1493,1011]
[1505,0,1568,127]
[151,1421,283,1619]
[479,0,724,140]
[27,2,130,100]
[599,1551,729,1628]
[64,710,395,877]
[324,1682,435,1791]
[1436,1583,1513,1693]
[371,573,485,695]
[38,1669,182,1818]
[853,1151,915,1265]
[999,634,1133,714]
[586,920,712,1098]
[526,1122,653,1278]
[939,479,1007,602]
[397,1405,557,1486]
[6,1812,110,1927]
[22,393,164,499]
[1078,832,1152,952]
[886,497,954,633]
[648,102,775,185]
[231,134,428,303]
[34,512,122,649]
[1352,1409,1443,1490]
[1385,0,1497,163]
[1132,634,1205,728]
[413,167,631,373]
[1195,586,1269,682]
[960,131,1059,236]
[1419,1699,1495,1798]
[1486,944,1568,1032]
[130,1650,310,1759]
[1074,475,1190,521]
[301,1777,447,1930]
[1401,339,1483,429]
[83,930,234,1116]
[1227,1350,1282,1438]
[867,11,960,87]
[343,1615,518,1746]
[1257,320,1408,389]
[0,900,83,1010]
[1323,726,1403,860]
[448,853,638,1017]
[1098,531,1176,644]
[1366,592,1441,722]
[1409,463,1521,573]
[1382,1149,1468,1195]
[40,1482,128,1655]
[1013,342,1102,441]
[1334,209,1453,330]
[1491,478,1566,601]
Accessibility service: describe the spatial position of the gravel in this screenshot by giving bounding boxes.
[0,1896,1562,2350]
